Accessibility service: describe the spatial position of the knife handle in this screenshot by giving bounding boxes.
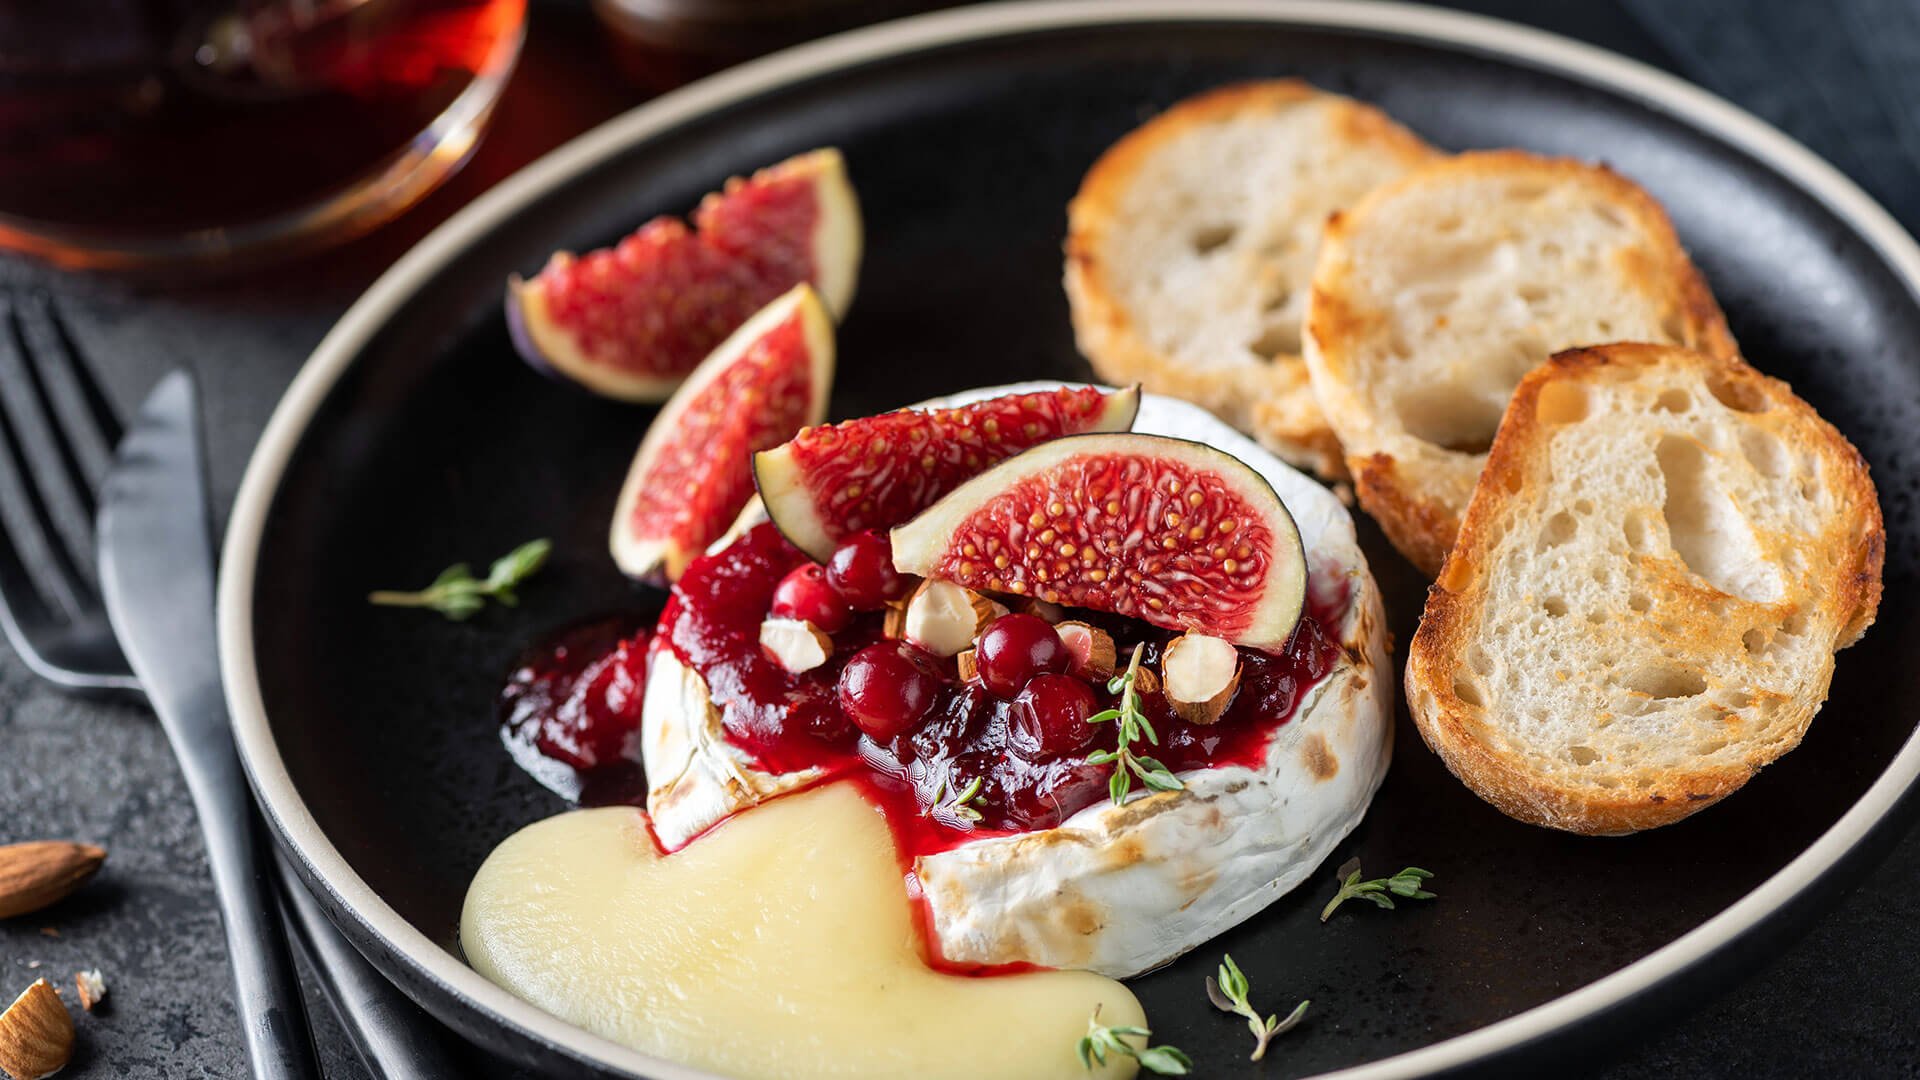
[176,736,323,1080]
[273,853,467,1079]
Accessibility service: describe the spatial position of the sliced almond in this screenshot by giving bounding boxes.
[882,599,910,640]
[1161,633,1241,725]
[955,648,980,682]
[904,580,1005,658]
[73,971,104,1013]
[0,842,105,920]
[0,979,73,1080]
[758,617,833,674]
[1014,596,1068,623]
[1055,621,1117,681]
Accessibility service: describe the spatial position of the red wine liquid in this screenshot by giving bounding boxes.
[0,0,523,234]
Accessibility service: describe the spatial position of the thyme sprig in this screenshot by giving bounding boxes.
[1205,953,1309,1061]
[1076,1006,1192,1076]
[1086,644,1184,805]
[1319,858,1436,922]
[924,776,985,824]
[368,539,551,621]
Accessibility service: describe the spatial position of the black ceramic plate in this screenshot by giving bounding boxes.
[219,4,1920,1078]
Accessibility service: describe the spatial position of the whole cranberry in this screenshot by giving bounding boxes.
[826,529,910,610]
[1009,673,1100,761]
[770,563,853,632]
[973,612,1070,698]
[837,641,939,742]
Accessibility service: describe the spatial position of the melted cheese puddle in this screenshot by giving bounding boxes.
[462,784,1145,1078]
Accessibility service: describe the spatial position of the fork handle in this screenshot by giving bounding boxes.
[177,737,323,1080]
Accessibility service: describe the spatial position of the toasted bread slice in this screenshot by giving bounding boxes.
[1304,150,1738,574]
[1065,80,1437,480]
[1406,344,1883,835]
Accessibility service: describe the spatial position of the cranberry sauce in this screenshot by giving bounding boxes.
[661,522,1344,857]
[499,614,652,806]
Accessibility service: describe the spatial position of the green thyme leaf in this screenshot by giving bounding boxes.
[1205,953,1308,1061]
[1078,1008,1189,1076]
[1136,1046,1192,1075]
[1091,644,1185,806]
[1320,860,1438,922]
[369,539,552,621]
[923,776,986,826]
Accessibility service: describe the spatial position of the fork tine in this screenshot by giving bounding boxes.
[13,293,120,513]
[0,319,96,619]
[0,504,58,663]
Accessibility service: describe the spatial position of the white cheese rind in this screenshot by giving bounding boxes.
[640,385,1393,976]
[640,645,824,851]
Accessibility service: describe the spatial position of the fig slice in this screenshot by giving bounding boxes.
[752,384,1140,561]
[508,148,861,402]
[891,433,1307,649]
[609,284,835,583]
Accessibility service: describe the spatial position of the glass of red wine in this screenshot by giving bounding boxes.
[0,0,526,271]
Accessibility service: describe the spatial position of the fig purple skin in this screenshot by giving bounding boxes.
[504,283,557,380]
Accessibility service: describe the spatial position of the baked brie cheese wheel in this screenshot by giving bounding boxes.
[641,385,1393,978]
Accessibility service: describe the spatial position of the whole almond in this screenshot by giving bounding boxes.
[0,842,106,920]
[0,979,74,1080]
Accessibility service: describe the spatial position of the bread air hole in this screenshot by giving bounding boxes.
[1653,388,1693,414]
[1452,673,1484,707]
[1535,381,1588,425]
[1623,662,1707,699]
[1190,223,1237,255]
[1623,509,1657,553]
[1538,510,1577,549]
[1567,745,1600,766]
[1394,382,1502,454]
[1740,428,1787,478]
[1248,320,1301,359]
[1707,371,1769,413]
[1655,435,1784,602]
[1542,596,1569,617]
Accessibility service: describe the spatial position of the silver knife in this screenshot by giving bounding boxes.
[97,372,322,1080]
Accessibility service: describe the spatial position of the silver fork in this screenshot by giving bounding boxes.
[0,293,459,1079]
[0,293,139,697]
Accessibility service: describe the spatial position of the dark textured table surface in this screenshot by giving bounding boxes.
[2,1,1918,1077]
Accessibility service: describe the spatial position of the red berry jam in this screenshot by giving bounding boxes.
[973,612,1071,698]
[659,523,1344,853]
[499,614,652,806]
[825,528,911,609]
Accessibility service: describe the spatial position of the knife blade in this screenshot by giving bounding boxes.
[97,372,322,1080]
